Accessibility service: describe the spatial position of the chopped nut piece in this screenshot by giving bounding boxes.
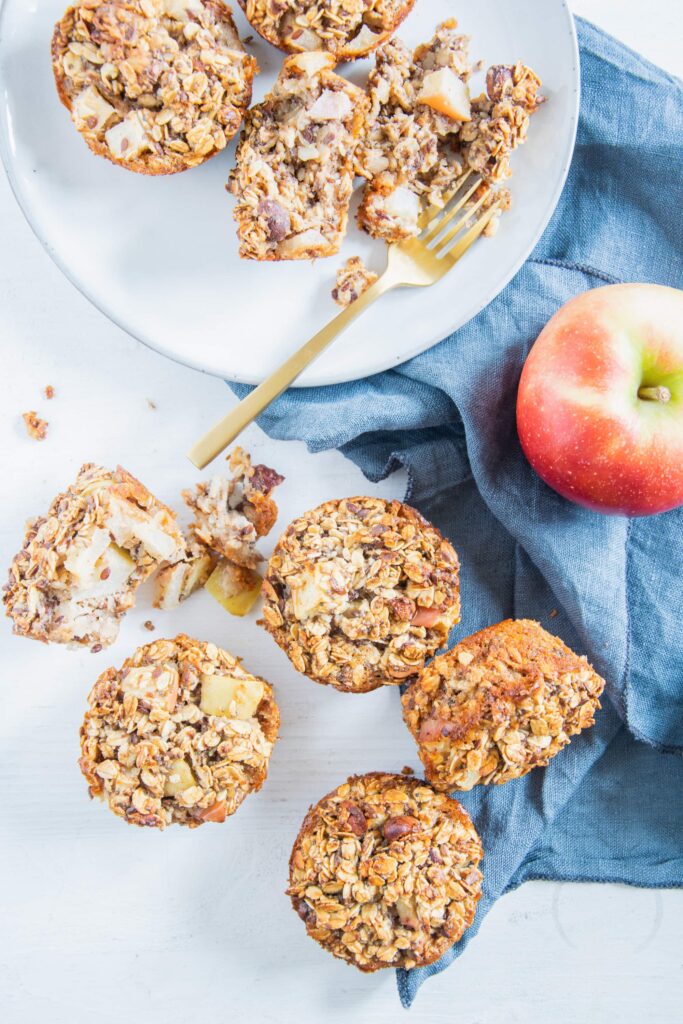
[52,0,257,175]
[237,0,414,61]
[288,773,483,970]
[44,385,55,400]
[3,464,184,648]
[402,619,606,791]
[79,635,280,828]
[262,497,460,693]
[229,53,368,260]
[332,256,379,307]
[144,619,155,632]
[356,21,543,242]
[22,411,48,441]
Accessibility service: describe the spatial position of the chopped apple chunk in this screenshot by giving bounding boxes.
[205,560,262,617]
[417,68,471,122]
[164,759,195,796]
[200,673,265,719]
[120,664,180,713]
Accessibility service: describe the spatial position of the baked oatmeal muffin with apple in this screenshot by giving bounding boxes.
[52,0,257,174]
[79,634,280,828]
[237,0,414,61]
[261,497,461,692]
[402,619,606,791]
[356,20,543,242]
[228,51,369,260]
[288,772,483,970]
[3,464,184,649]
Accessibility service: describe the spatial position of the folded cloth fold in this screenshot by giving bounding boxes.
[232,18,683,1006]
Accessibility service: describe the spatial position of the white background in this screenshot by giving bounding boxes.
[0,2,681,1022]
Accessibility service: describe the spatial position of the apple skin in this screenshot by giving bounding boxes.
[516,283,683,516]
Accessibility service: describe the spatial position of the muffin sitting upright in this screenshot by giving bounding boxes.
[79,635,280,827]
[402,619,606,791]
[288,773,483,971]
[261,497,461,692]
[236,0,415,61]
[52,0,257,174]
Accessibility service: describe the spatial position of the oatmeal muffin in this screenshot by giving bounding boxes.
[79,634,280,827]
[402,619,606,791]
[356,21,542,242]
[261,497,461,693]
[3,464,184,649]
[237,0,414,61]
[52,0,257,175]
[228,51,369,260]
[331,256,378,307]
[288,772,483,971]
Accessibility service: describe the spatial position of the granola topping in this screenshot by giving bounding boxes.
[3,464,185,648]
[261,497,461,693]
[402,619,606,791]
[52,0,257,174]
[79,634,279,828]
[288,773,483,970]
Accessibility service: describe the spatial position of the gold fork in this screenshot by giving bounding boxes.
[188,171,499,469]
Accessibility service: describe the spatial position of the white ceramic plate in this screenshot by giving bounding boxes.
[0,0,579,385]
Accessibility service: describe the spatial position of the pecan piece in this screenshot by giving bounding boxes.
[383,815,421,843]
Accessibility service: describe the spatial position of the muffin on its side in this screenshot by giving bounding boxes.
[52,0,257,175]
[236,0,415,61]
[261,497,461,693]
[402,619,606,791]
[3,464,184,649]
[228,51,369,260]
[79,634,280,828]
[288,772,483,971]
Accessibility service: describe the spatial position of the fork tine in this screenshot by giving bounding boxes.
[416,168,474,230]
[430,188,492,253]
[438,200,502,264]
[420,177,483,246]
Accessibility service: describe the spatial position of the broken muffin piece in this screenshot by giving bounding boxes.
[332,256,379,307]
[237,0,414,62]
[153,535,217,610]
[52,0,257,175]
[182,447,284,568]
[228,51,369,260]
[356,21,542,242]
[3,464,185,648]
[79,634,280,828]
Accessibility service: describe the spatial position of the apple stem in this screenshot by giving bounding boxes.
[638,385,671,403]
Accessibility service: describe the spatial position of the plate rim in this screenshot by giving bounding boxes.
[0,0,580,387]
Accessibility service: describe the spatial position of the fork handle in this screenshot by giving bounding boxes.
[187,273,394,469]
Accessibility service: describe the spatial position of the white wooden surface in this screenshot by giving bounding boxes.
[1,3,681,1021]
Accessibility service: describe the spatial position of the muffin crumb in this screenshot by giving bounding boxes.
[22,411,48,441]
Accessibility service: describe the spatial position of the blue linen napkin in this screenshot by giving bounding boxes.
[232,18,683,1006]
